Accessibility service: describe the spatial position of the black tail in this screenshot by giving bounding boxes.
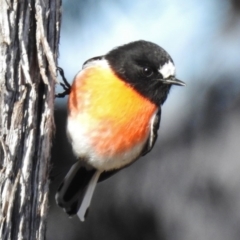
[55,162,96,216]
[56,162,120,221]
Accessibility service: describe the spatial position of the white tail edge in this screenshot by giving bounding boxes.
[77,170,102,221]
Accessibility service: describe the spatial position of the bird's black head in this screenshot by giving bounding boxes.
[105,40,185,105]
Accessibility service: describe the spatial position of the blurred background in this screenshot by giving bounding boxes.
[47,0,240,239]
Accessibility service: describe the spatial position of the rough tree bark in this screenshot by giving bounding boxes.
[0,0,61,239]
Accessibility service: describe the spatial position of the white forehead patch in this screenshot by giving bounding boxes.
[159,61,175,79]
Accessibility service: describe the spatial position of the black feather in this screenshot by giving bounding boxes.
[56,162,96,215]
[141,108,161,156]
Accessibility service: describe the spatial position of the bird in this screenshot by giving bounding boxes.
[55,40,185,221]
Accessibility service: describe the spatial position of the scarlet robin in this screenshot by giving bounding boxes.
[56,40,185,221]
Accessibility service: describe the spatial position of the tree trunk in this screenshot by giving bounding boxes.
[0,0,61,239]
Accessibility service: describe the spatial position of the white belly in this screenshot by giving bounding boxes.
[67,116,148,171]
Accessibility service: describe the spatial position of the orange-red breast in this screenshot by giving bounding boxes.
[56,40,185,221]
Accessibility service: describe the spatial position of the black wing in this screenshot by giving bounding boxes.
[141,108,161,156]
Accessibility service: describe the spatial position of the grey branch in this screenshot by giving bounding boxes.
[0,0,61,239]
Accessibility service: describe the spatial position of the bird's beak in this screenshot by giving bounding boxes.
[161,77,186,86]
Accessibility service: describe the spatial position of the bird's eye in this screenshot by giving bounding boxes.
[142,67,153,77]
